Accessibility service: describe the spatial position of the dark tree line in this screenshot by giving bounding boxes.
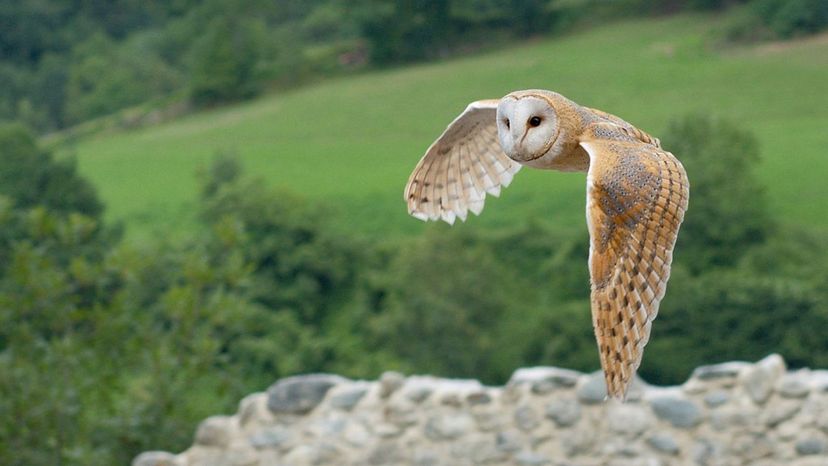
[1,0,824,132]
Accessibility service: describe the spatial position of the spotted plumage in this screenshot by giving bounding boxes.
[404,90,689,400]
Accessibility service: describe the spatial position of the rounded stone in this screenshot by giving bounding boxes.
[328,385,368,411]
[380,371,405,398]
[795,437,826,456]
[516,450,550,465]
[424,413,474,440]
[762,399,802,427]
[248,426,294,450]
[649,394,702,428]
[467,391,492,405]
[691,361,750,381]
[703,390,730,408]
[404,385,433,404]
[777,373,810,398]
[608,404,651,435]
[132,451,177,466]
[514,405,540,431]
[740,354,786,405]
[495,429,524,452]
[267,374,347,414]
[646,433,680,455]
[577,372,608,404]
[195,416,235,447]
[545,398,581,427]
[509,367,582,391]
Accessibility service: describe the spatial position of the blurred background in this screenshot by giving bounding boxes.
[1,0,827,463]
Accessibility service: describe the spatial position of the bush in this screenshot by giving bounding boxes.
[0,123,103,219]
[661,114,770,274]
[752,0,828,38]
[188,17,265,105]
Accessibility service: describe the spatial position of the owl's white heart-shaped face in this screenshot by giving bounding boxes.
[496,95,560,164]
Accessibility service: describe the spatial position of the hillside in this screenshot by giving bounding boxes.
[66,14,828,241]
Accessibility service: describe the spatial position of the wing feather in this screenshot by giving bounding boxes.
[405,100,521,223]
[581,125,689,400]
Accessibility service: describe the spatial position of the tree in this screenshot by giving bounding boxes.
[188,16,265,105]
[661,114,770,274]
[0,123,103,219]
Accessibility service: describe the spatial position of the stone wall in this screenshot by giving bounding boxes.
[134,355,828,466]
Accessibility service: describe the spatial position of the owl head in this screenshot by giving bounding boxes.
[496,91,568,168]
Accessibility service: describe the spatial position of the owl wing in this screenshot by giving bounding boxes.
[404,100,521,224]
[580,124,689,400]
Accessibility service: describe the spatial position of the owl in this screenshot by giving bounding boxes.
[404,90,689,400]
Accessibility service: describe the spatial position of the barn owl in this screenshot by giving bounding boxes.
[403,90,689,400]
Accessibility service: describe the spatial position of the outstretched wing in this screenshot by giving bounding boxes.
[581,124,689,399]
[404,100,521,224]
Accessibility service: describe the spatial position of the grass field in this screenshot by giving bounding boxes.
[65,15,828,242]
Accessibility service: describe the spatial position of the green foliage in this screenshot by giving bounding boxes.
[752,0,828,38]
[0,123,103,219]
[662,114,770,274]
[368,228,516,381]
[189,17,265,105]
[645,264,828,382]
[3,115,828,463]
[725,0,828,42]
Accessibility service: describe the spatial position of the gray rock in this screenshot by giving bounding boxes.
[410,450,441,466]
[691,361,750,381]
[439,392,463,407]
[516,451,550,465]
[132,451,177,466]
[740,354,786,405]
[281,442,339,466]
[386,398,418,427]
[649,394,702,428]
[472,408,503,432]
[464,436,509,463]
[248,426,293,450]
[466,391,492,405]
[496,429,524,452]
[560,429,596,456]
[795,437,826,456]
[692,439,715,465]
[510,367,581,394]
[449,435,502,462]
[608,404,651,435]
[703,390,729,408]
[514,405,540,431]
[366,441,402,465]
[424,413,474,440]
[545,398,581,427]
[777,373,811,398]
[577,371,608,403]
[647,433,680,455]
[237,393,269,427]
[404,385,433,404]
[577,371,646,403]
[194,416,235,447]
[267,374,347,414]
[342,421,371,447]
[328,385,367,411]
[762,399,801,427]
[379,371,405,398]
[374,422,403,438]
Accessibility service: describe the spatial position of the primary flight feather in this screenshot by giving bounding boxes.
[404,90,689,400]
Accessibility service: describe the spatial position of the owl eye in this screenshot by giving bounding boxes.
[529,116,542,127]
[503,118,510,129]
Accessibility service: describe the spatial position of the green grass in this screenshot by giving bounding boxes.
[65,15,828,242]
